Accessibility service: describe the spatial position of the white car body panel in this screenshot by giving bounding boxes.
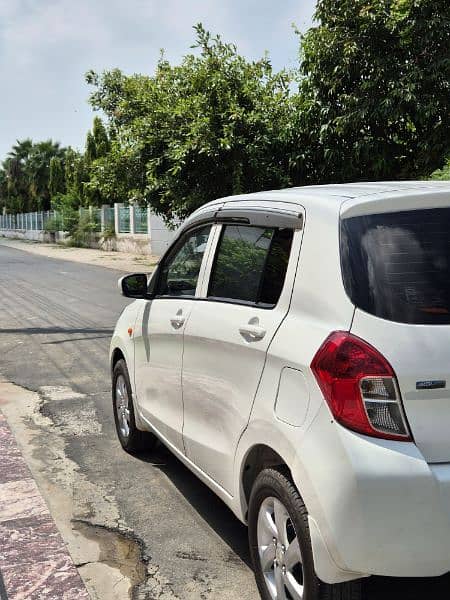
[110,182,450,585]
[342,189,450,464]
[110,301,141,393]
[351,310,450,463]
[133,226,217,451]
[133,298,191,451]
[182,225,304,494]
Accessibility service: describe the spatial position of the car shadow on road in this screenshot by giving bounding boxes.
[136,443,450,598]
[136,441,253,568]
[365,573,450,599]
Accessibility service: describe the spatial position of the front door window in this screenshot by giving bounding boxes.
[156,225,212,297]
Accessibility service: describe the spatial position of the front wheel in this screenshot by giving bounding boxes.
[248,468,362,600]
[112,359,157,454]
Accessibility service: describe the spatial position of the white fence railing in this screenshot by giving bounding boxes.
[0,204,155,235]
[0,204,177,255]
[0,211,55,231]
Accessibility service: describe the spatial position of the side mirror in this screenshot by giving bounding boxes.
[119,273,149,299]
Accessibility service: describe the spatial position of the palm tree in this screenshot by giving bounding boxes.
[27,140,65,210]
[2,139,33,211]
[1,139,66,212]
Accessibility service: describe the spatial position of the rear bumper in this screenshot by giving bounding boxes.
[293,405,450,582]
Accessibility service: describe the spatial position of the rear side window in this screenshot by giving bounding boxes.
[208,225,293,307]
[341,208,450,324]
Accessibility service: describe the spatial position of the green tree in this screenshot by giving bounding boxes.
[92,116,110,158]
[0,139,65,212]
[84,118,110,166]
[85,132,97,163]
[0,170,7,210]
[28,140,65,209]
[64,148,89,207]
[49,156,66,199]
[85,139,143,205]
[2,139,33,212]
[430,158,450,181]
[298,0,450,183]
[83,117,112,206]
[86,24,296,220]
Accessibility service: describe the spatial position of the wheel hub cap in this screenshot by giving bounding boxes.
[257,496,304,599]
[115,374,130,439]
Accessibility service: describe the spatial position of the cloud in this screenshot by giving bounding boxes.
[1,2,104,66]
[0,0,315,159]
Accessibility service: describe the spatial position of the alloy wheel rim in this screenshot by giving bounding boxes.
[257,496,304,600]
[115,374,130,439]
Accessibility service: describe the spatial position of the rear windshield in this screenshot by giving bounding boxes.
[341,208,450,324]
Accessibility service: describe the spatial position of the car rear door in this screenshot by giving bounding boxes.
[181,208,303,493]
[133,224,214,452]
[341,203,450,462]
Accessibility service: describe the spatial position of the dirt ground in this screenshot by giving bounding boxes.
[0,237,159,273]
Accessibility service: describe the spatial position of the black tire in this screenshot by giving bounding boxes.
[112,359,157,454]
[248,468,362,600]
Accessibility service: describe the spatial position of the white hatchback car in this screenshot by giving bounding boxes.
[111,181,450,600]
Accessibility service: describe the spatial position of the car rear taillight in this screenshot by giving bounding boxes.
[311,331,411,441]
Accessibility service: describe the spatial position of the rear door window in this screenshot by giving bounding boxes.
[341,208,450,324]
[208,225,293,307]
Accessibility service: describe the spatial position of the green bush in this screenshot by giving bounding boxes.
[66,212,98,247]
[44,215,62,233]
[99,223,116,251]
[101,223,116,241]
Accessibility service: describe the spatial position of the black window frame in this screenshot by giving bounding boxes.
[206,223,294,309]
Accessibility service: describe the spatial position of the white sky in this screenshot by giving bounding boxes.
[0,0,316,160]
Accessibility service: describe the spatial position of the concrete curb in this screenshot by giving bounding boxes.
[0,412,89,600]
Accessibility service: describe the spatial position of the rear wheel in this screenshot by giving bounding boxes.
[248,468,362,600]
[112,359,157,454]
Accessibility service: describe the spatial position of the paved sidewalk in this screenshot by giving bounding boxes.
[0,412,90,600]
[0,237,158,273]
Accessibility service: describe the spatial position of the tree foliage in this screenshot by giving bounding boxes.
[1,10,449,219]
[299,0,450,182]
[85,117,110,163]
[0,116,111,214]
[49,156,66,198]
[63,148,88,206]
[86,24,297,220]
[430,158,450,181]
[0,139,66,212]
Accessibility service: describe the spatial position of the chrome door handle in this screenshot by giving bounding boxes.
[239,325,266,342]
[170,316,185,329]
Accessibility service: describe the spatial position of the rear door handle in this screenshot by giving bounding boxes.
[239,325,266,342]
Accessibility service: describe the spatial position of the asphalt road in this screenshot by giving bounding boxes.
[1,243,450,599]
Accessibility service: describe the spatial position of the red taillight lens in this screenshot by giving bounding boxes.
[311,331,411,441]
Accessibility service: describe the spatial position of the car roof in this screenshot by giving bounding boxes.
[184,181,450,228]
[192,180,449,209]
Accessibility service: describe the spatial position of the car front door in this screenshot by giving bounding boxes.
[134,224,213,452]
[182,218,302,493]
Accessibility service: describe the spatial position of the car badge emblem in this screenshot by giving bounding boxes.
[416,380,446,390]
